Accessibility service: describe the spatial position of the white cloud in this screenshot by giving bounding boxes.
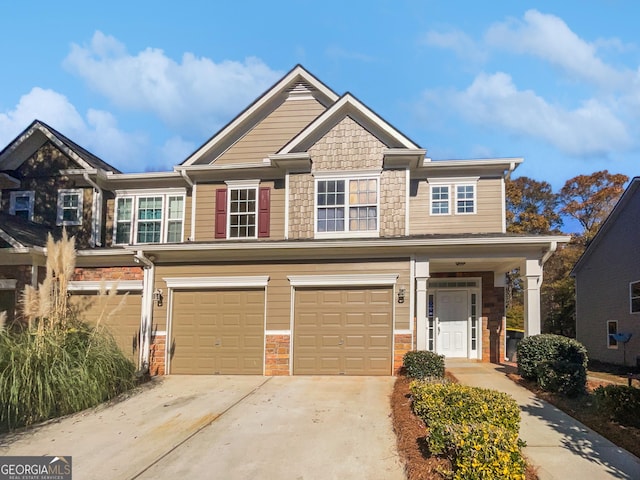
[157,136,197,170]
[485,10,630,89]
[0,87,148,172]
[421,29,486,63]
[436,72,631,157]
[63,31,282,136]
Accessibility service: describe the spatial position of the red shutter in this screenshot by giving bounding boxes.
[215,188,227,239]
[258,187,270,238]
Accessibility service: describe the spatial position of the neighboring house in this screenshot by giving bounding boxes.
[0,65,569,375]
[572,177,640,367]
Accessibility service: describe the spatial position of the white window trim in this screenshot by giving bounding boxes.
[429,184,450,216]
[9,190,34,221]
[313,173,381,239]
[67,280,143,291]
[0,279,17,290]
[631,280,640,314]
[56,188,83,226]
[455,183,477,215]
[607,320,619,349]
[163,276,269,289]
[226,184,259,240]
[113,189,186,245]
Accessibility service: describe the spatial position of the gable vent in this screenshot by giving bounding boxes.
[287,81,315,100]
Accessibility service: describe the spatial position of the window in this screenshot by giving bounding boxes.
[631,281,640,314]
[430,185,449,215]
[456,184,476,214]
[57,189,83,226]
[9,191,34,221]
[114,191,185,245]
[229,187,257,238]
[316,177,378,235]
[607,320,618,349]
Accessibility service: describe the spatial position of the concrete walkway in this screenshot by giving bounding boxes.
[448,362,640,480]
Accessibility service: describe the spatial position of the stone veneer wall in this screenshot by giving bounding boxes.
[380,169,406,236]
[431,271,506,363]
[288,174,314,239]
[265,334,291,375]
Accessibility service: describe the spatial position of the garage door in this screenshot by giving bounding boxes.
[170,289,264,374]
[69,291,142,366]
[293,287,393,375]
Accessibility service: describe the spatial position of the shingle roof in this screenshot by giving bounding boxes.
[0,211,59,247]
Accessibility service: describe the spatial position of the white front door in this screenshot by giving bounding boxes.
[436,290,468,358]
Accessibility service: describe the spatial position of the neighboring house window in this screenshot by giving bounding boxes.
[607,320,618,349]
[315,177,378,235]
[430,185,449,215]
[456,184,476,214]
[57,189,83,226]
[9,191,34,221]
[114,191,185,244]
[631,281,640,314]
[215,183,270,239]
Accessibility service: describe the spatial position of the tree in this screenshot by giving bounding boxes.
[559,170,628,242]
[506,177,563,234]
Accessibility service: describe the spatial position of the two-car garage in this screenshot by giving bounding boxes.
[166,274,397,376]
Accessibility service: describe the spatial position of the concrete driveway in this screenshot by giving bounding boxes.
[0,376,405,480]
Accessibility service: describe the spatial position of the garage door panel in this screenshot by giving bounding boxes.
[293,287,392,375]
[171,288,264,375]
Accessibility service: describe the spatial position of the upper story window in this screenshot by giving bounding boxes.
[57,189,83,226]
[428,178,478,216]
[456,185,476,214]
[315,174,379,237]
[215,181,270,239]
[430,185,449,215]
[9,191,34,221]
[631,280,640,314]
[114,190,185,245]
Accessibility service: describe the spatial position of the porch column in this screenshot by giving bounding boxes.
[415,257,430,350]
[523,259,542,337]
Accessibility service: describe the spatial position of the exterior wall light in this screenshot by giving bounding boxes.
[397,287,406,304]
[153,288,163,307]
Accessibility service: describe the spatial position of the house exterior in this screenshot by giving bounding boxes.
[0,65,569,375]
[572,177,640,367]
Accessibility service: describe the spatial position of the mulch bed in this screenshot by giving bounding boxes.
[390,372,539,480]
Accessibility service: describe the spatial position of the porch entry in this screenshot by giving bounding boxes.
[428,279,480,360]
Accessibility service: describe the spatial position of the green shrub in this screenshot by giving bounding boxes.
[446,423,526,480]
[403,350,445,379]
[517,334,587,396]
[593,385,640,428]
[0,322,135,431]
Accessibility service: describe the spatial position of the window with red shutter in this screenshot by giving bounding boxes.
[215,188,227,239]
[258,187,270,238]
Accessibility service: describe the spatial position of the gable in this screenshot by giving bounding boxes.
[9,141,79,178]
[213,95,326,166]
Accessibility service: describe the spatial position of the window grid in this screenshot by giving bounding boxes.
[428,294,435,351]
[114,193,184,245]
[471,293,477,350]
[456,185,475,214]
[316,178,378,234]
[607,320,618,349]
[431,186,449,215]
[631,281,640,314]
[10,191,34,221]
[57,190,83,226]
[229,188,257,238]
[136,197,163,244]
[166,196,184,243]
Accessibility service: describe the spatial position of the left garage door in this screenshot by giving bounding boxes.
[170,289,264,374]
[69,291,142,366]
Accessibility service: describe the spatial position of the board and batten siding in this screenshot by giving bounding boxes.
[213,97,326,166]
[153,259,411,333]
[192,180,283,241]
[409,177,504,234]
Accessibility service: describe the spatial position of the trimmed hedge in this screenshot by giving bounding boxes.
[594,385,640,428]
[403,350,445,379]
[517,334,587,397]
[410,382,525,479]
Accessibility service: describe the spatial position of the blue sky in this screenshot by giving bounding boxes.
[1,1,638,198]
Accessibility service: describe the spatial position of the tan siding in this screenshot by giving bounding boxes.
[409,177,503,234]
[215,98,325,165]
[154,259,411,333]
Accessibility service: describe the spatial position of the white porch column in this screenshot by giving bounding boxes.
[523,258,542,337]
[415,257,430,350]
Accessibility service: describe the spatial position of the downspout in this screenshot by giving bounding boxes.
[539,241,558,284]
[179,169,196,242]
[83,172,103,247]
[134,250,155,373]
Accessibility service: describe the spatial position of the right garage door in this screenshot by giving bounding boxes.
[293,287,393,375]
